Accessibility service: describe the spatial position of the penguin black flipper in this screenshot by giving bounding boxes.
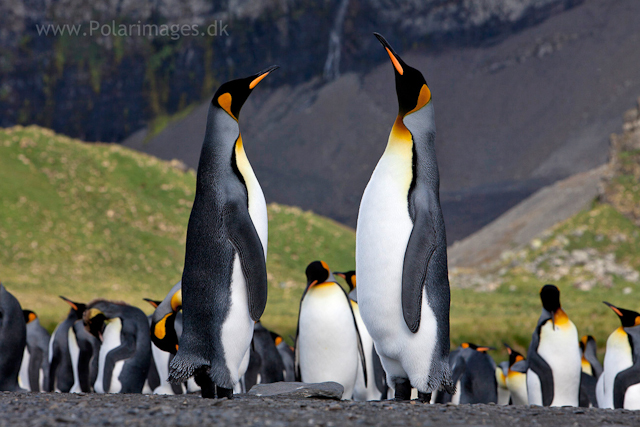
[102,333,136,393]
[372,346,387,398]
[341,285,368,388]
[579,372,597,408]
[28,348,44,392]
[293,287,309,382]
[613,365,640,409]
[224,199,267,320]
[528,343,555,406]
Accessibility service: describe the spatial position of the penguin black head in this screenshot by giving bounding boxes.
[333,271,356,291]
[603,302,640,328]
[504,343,525,367]
[305,260,331,287]
[212,65,279,120]
[579,335,596,352]
[539,284,561,313]
[150,288,182,354]
[59,296,86,318]
[84,307,108,341]
[374,33,431,117]
[22,310,37,324]
[461,342,493,353]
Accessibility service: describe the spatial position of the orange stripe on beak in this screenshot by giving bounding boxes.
[249,72,270,89]
[385,47,403,75]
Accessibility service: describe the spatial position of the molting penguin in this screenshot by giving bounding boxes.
[295,261,367,399]
[526,284,581,406]
[355,33,453,402]
[0,284,26,391]
[579,335,600,408]
[48,296,85,392]
[335,270,388,401]
[84,300,151,394]
[18,310,50,392]
[168,67,277,399]
[504,344,528,405]
[596,302,640,409]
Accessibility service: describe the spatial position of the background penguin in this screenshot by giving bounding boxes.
[335,270,388,401]
[495,360,510,405]
[84,299,151,394]
[579,335,601,407]
[168,67,277,399]
[69,318,100,393]
[144,298,184,395]
[449,343,497,404]
[48,296,85,392]
[0,284,26,391]
[271,332,295,382]
[295,261,367,399]
[526,284,581,407]
[596,302,640,409]
[18,310,50,392]
[504,344,529,405]
[355,33,453,402]
[243,322,284,391]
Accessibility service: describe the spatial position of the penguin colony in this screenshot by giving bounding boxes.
[1,33,640,410]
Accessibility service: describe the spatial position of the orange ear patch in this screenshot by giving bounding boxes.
[217,93,236,120]
[275,336,283,346]
[461,343,469,349]
[385,47,403,75]
[28,313,37,323]
[407,85,432,115]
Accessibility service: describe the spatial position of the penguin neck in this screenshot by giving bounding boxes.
[385,115,413,153]
[198,106,241,178]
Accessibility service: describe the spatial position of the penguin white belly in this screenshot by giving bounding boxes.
[95,318,124,394]
[536,320,581,406]
[220,254,254,387]
[18,347,30,391]
[357,146,439,391]
[450,380,461,404]
[151,344,175,395]
[507,372,528,405]
[298,283,359,399]
[187,377,200,393]
[68,328,81,393]
[597,328,633,409]
[351,302,379,401]
[526,370,543,405]
[623,383,640,409]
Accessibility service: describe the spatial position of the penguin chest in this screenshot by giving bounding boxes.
[298,284,359,397]
[68,328,81,393]
[598,328,634,408]
[537,319,581,406]
[95,318,125,394]
[356,140,414,336]
[18,347,30,390]
[506,371,528,405]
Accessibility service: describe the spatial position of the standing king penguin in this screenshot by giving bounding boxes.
[526,284,581,406]
[0,284,26,391]
[355,33,453,401]
[504,344,529,405]
[596,302,640,409]
[19,310,50,392]
[295,261,367,399]
[169,67,277,399]
[48,296,86,392]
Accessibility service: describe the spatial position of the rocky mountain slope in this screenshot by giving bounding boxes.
[123,0,640,242]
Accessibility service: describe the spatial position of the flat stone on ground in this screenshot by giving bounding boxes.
[248,382,343,400]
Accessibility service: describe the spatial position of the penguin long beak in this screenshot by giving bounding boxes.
[603,301,623,318]
[249,65,279,89]
[374,33,404,75]
[59,295,78,311]
[333,272,346,279]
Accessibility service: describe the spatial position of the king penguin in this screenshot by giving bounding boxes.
[355,33,453,401]
[84,299,151,394]
[495,360,510,405]
[48,296,86,392]
[449,343,497,404]
[526,284,581,406]
[295,261,367,399]
[243,321,285,391]
[596,302,640,409]
[504,344,529,405]
[579,335,601,408]
[0,284,26,391]
[271,332,295,382]
[18,310,50,392]
[69,317,100,393]
[335,270,388,400]
[168,66,276,399]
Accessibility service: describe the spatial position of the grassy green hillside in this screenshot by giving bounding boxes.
[0,126,355,339]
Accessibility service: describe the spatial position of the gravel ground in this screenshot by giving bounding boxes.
[2,391,639,427]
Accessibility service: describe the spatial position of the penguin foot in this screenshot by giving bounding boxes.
[195,372,216,399]
[217,386,233,399]
[417,392,432,403]
[393,379,412,401]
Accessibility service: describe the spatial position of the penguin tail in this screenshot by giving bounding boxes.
[168,352,209,385]
[425,361,456,395]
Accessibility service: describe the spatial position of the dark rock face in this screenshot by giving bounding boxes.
[0,0,579,142]
[248,381,344,400]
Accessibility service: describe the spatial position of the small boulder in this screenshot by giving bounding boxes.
[248,381,343,400]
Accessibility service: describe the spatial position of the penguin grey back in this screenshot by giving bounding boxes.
[0,285,26,391]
